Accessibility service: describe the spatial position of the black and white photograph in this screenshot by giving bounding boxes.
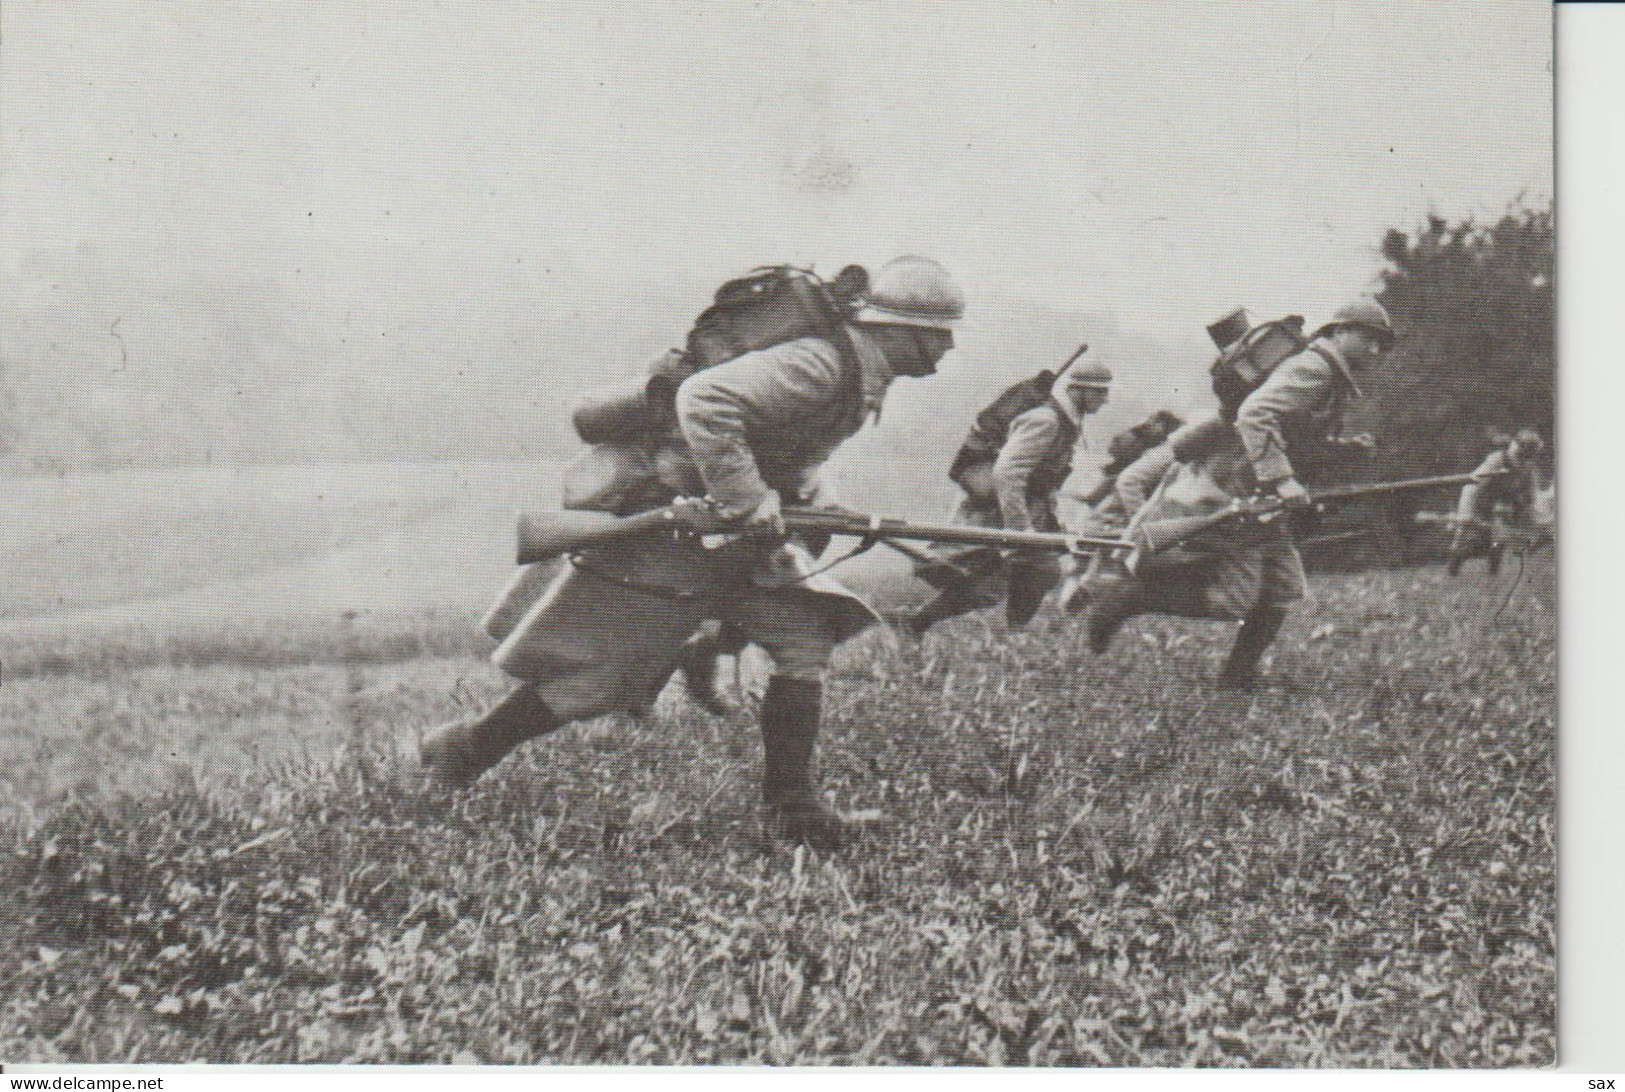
[0,0,1567,1070]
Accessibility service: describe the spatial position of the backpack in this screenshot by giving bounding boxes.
[1209,316,1308,415]
[644,264,871,409]
[564,265,870,513]
[571,264,869,447]
[948,370,1059,486]
[1102,411,1186,477]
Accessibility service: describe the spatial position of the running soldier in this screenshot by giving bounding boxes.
[420,256,965,848]
[906,357,1112,633]
[1058,411,1184,612]
[1086,298,1393,690]
[1447,428,1548,576]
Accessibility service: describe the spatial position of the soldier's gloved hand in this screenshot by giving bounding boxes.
[1346,432,1378,454]
[738,491,785,537]
[1273,477,1312,511]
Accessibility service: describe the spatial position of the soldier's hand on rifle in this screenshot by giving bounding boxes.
[739,491,786,537]
[1346,432,1378,453]
[1273,477,1312,511]
[670,496,723,531]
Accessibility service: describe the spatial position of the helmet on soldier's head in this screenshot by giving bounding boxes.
[1514,428,1546,455]
[1057,358,1111,420]
[1324,297,1395,347]
[853,255,965,331]
[1064,358,1113,392]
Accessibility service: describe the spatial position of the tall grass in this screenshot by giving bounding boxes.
[0,561,1554,1065]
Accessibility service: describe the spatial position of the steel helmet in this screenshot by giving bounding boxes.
[1324,297,1396,346]
[1063,358,1114,392]
[853,255,965,331]
[1514,427,1546,455]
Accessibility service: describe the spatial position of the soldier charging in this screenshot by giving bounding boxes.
[419,258,1551,849]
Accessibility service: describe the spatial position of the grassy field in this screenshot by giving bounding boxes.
[0,464,1554,1066]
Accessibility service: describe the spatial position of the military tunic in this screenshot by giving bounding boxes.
[489,334,889,721]
[1070,440,1175,539]
[1455,449,1538,525]
[916,398,1079,605]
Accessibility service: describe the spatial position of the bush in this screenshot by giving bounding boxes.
[1361,201,1553,479]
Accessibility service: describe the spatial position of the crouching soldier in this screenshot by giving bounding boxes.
[1447,428,1547,576]
[905,357,1112,633]
[420,256,965,848]
[1086,298,1393,690]
[1058,411,1184,613]
[1080,411,1187,509]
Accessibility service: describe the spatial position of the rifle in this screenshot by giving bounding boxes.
[515,499,1132,566]
[1055,342,1090,376]
[1130,470,1509,559]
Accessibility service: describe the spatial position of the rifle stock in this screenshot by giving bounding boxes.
[1131,504,1249,554]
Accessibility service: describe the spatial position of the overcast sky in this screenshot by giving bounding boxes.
[2,0,1551,345]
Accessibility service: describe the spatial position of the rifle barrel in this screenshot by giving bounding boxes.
[1312,470,1505,503]
[1131,471,1511,558]
[1056,342,1090,375]
[782,508,1126,554]
[520,502,1132,564]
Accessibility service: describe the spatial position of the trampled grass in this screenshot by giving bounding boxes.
[0,558,1555,1066]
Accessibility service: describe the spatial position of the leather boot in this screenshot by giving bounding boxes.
[1216,607,1287,692]
[904,584,985,636]
[759,677,850,849]
[1005,560,1052,629]
[420,685,559,788]
[1084,573,1141,654]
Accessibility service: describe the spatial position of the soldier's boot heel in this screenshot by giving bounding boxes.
[676,632,734,716]
[758,676,874,850]
[420,685,558,788]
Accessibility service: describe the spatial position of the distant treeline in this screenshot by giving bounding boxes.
[1310,200,1554,567]
[1359,200,1554,477]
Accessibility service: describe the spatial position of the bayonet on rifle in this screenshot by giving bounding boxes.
[1129,469,1512,561]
